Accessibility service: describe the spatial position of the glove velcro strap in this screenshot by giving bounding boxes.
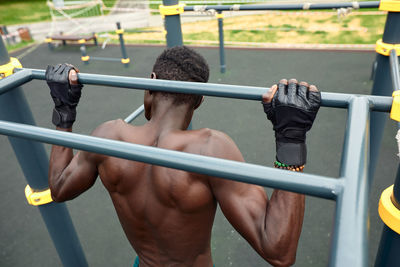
[52,107,75,129]
[276,142,307,166]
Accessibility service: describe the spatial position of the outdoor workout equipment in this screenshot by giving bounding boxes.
[0,41,395,267]
[79,22,130,66]
[46,0,105,36]
[0,0,399,266]
[160,1,381,73]
[45,32,98,49]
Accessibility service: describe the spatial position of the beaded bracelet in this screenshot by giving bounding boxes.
[274,161,305,172]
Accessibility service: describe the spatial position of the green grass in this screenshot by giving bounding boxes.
[5,40,35,53]
[0,0,51,25]
[0,0,117,25]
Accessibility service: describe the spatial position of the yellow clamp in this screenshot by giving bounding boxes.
[216,13,224,19]
[391,91,400,121]
[379,0,400,12]
[378,185,400,234]
[78,39,86,44]
[81,55,90,62]
[0,57,22,79]
[375,39,400,56]
[116,29,124,35]
[121,58,130,64]
[25,185,53,206]
[159,3,185,17]
[45,37,53,43]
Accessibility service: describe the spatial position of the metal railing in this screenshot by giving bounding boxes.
[0,65,394,267]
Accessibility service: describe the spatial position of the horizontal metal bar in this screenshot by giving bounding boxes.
[89,56,123,62]
[184,1,379,11]
[21,68,392,111]
[124,104,145,123]
[0,119,341,200]
[0,69,33,95]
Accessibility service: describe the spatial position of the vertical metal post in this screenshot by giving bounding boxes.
[80,43,89,65]
[369,12,400,180]
[375,44,400,267]
[92,32,98,46]
[375,165,400,267]
[330,97,371,267]
[217,11,226,73]
[161,0,193,128]
[0,38,88,267]
[116,22,130,67]
[162,0,183,47]
[0,39,9,64]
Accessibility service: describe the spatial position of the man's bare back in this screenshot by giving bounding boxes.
[94,120,226,266]
[46,47,320,267]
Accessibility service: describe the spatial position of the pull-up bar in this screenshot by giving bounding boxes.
[0,68,392,112]
[184,1,380,12]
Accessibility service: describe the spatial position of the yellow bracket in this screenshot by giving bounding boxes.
[81,55,90,62]
[25,185,53,206]
[121,58,130,64]
[0,57,22,79]
[159,3,185,17]
[115,29,124,35]
[391,91,400,121]
[379,185,400,234]
[379,0,400,12]
[216,13,224,19]
[78,39,86,44]
[375,39,400,56]
[45,38,53,43]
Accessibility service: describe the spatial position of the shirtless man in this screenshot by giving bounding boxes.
[46,46,320,267]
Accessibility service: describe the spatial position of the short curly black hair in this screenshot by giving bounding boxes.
[152,46,209,106]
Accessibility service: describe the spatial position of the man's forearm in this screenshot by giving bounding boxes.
[263,188,305,266]
[48,127,74,194]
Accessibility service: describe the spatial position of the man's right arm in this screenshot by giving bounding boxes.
[206,131,305,267]
[208,80,320,266]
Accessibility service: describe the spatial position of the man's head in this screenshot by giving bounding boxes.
[149,46,209,106]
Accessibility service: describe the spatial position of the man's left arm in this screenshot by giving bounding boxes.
[46,63,98,202]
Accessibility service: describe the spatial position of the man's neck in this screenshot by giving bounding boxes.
[148,100,194,133]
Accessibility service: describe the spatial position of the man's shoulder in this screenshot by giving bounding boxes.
[194,128,242,160]
[91,119,130,140]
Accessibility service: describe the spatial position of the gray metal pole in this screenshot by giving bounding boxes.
[162,0,183,47]
[217,11,226,73]
[0,37,10,64]
[80,43,89,65]
[184,1,379,11]
[116,22,129,67]
[0,38,88,267]
[22,68,392,111]
[331,97,371,267]
[124,104,145,123]
[374,40,400,267]
[390,49,400,92]
[369,12,400,181]
[0,119,341,200]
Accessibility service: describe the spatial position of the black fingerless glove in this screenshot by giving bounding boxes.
[46,64,83,128]
[263,81,321,166]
